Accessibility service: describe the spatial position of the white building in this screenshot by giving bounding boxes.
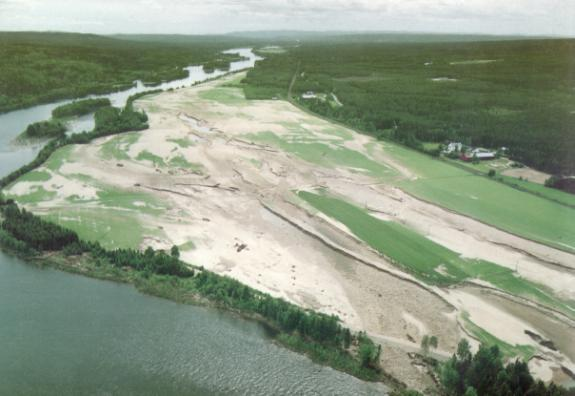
[444,142,463,153]
[470,148,496,159]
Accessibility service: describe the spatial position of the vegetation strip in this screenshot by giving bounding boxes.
[297,190,575,319]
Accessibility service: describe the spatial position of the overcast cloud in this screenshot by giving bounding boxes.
[0,0,572,36]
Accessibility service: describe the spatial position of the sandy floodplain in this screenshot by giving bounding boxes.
[6,73,575,390]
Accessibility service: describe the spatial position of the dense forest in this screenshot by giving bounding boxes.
[243,38,575,174]
[0,32,250,113]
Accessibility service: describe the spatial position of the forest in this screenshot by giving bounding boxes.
[243,38,575,175]
[0,32,249,113]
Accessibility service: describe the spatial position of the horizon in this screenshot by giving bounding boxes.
[1,29,572,40]
[0,0,573,37]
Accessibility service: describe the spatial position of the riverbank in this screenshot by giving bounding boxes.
[0,229,393,387]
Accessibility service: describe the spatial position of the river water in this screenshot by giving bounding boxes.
[0,49,387,395]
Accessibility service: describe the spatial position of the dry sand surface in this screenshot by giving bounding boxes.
[503,167,551,184]
[7,73,575,389]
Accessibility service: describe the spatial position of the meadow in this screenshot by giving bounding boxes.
[381,143,575,253]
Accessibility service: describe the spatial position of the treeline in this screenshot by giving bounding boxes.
[23,120,66,138]
[243,38,575,174]
[0,197,382,380]
[1,204,78,250]
[52,98,111,118]
[441,340,567,396]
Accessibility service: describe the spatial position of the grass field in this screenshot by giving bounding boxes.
[244,130,397,180]
[44,207,156,250]
[297,190,575,318]
[381,143,575,253]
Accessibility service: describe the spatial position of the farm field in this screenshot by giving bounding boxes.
[5,71,575,390]
[364,142,575,253]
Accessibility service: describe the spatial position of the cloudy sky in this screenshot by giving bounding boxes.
[0,0,573,37]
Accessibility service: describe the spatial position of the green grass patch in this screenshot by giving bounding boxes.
[99,132,140,161]
[6,186,57,205]
[43,145,75,172]
[136,150,166,167]
[167,137,195,148]
[198,86,247,106]
[43,208,154,250]
[245,131,396,180]
[96,188,165,215]
[179,240,196,251]
[14,170,52,183]
[462,313,536,360]
[168,155,203,172]
[497,175,575,208]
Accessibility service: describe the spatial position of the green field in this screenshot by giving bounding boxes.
[297,190,575,318]
[244,130,397,180]
[43,207,157,250]
[380,144,575,253]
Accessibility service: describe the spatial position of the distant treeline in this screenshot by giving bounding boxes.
[0,32,251,113]
[52,98,111,118]
[243,38,575,175]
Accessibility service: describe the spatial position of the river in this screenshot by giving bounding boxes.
[0,49,387,395]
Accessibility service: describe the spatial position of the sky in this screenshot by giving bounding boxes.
[0,0,573,37]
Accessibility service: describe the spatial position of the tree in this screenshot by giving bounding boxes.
[488,169,496,177]
[170,245,180,259]
[421,335,438,356]
[421,335,430,355]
